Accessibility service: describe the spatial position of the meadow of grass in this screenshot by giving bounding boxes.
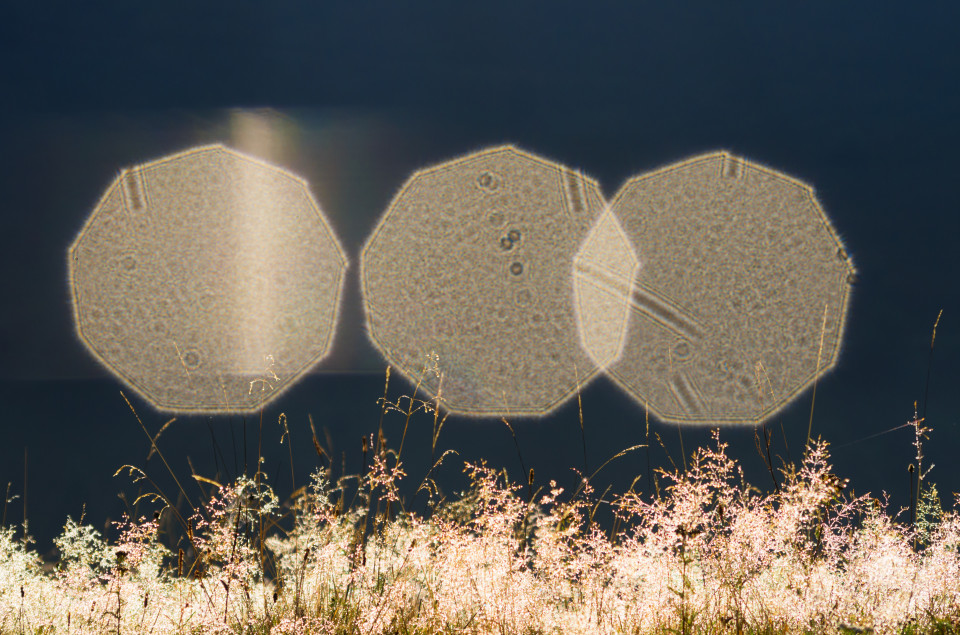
[2,367,959,635]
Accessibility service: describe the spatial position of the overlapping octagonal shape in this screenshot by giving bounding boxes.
[69,144,348,413]
[604,152,856,425]
[361,146,606,417]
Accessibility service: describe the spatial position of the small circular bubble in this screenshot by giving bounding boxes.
[487,210,505,227]
[499,237,514,251]
[514,288,532,305]
[477,171,501,192]
[119,253,137,273]
[509,262,524,276]
[673,340,692,361]
[507,229,521,243]
[277,315,299,334]
[182,349,202,370]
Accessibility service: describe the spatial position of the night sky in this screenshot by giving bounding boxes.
[1,2,959,556]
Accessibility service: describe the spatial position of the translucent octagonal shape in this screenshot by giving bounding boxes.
[68,145,348,413]
[361,146,605,417]
[606,152,856,425]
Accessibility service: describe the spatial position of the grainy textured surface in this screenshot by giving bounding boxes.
[607,152,856,425]
[361,146,605,417]
[69,145,347,413]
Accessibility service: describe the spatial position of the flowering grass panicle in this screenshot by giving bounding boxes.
[3,392,960,634]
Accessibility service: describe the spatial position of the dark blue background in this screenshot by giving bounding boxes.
[2,1,958,556]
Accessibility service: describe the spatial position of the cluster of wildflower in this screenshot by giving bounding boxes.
[2,431,959,633]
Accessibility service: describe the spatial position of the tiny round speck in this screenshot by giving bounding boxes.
[499,237,514,251]
[278,316,298,333]
[509,262,524,276]
[182,349,202,370]
[507,229,521,243]
[119,254,137,272]
[477,171,501,192]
